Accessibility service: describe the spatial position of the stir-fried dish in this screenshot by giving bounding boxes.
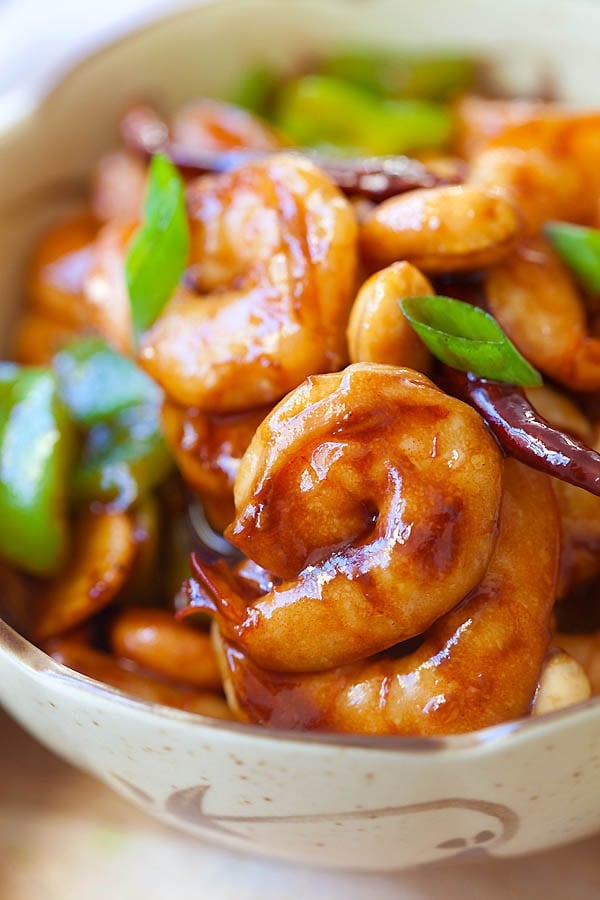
[2,50,600,735]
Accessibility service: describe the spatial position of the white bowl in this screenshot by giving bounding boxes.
[1,0,600,871]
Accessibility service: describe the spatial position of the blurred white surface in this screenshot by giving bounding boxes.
[0,0,179,128]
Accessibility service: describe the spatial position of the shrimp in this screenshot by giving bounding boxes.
[186,363,503,672]
[347,262,432,371]
[139,154,358,411]
[452,95,550,159]
[461,107,600,230]
[360,186,522,273]
[468,146,590,234]
[26,210,134,355]
[82,220,136,354]
[485,237,600,391]
[212,460,559,734]
[161,401,270,532]
[27,211,99,327]
[483,112,600,224]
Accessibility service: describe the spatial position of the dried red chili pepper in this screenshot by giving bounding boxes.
[120,103,459,202]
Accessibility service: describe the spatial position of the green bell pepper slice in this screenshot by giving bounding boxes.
[322,49,475,100]
[72,404,173,510]
[0,365,73,576]
[544,222,600,295]
[275,75,452,155]
[231,65,278,116]
[53,336,162,426]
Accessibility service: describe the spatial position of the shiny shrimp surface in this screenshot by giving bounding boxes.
[215,460,559,734]
[486,238,600,391]
[140,154,358,411]
[161,401,270,532]
[191,363,503,672]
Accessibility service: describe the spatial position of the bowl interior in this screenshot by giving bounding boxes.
[1,0,600,748]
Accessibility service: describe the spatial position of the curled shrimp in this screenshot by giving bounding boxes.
[468,146,590,234]
[347,262,432,371]
[486,237,600,391]
[139,154,358,411]
[161,401,270,532]
[452,95,550,159]
[213,460,559,734]
[185,362,503,672]
[26,210,135,355]
[460,106,600,230]
[360,186,522,273]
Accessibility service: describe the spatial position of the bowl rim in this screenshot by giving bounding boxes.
[3,615,600,755]
[1,0,600,756]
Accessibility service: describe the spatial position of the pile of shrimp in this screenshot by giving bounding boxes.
[6,87,600,737]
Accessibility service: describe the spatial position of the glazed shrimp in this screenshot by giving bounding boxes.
[26,210,135,355]
[139,154,358,411]
[161,401,270,532]
[185,363,503,672]
[347,262,432,371]
[452,95,550,160]
[27,211,99,327]
[468,146,590,234]
[486,237,600,391]
[360,186,522,273]
[460,106,600,231]
[213,459,559,734]
[480,112,600,226]
[82,221,136,354]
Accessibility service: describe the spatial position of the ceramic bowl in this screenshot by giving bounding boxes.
[1,0,600,871]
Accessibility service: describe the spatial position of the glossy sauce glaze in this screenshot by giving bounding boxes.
[213,459,559,735]
[184,363,503,673]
